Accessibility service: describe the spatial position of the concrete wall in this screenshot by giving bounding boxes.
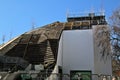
[57,30,94,74]
[93,25,112,75]
[57,26,112,76]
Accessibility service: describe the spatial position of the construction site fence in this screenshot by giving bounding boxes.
[26,73,120,80]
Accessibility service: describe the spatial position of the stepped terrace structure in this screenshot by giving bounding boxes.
[0,13,111,80]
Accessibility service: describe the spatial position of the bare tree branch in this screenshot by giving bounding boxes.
[110,7,120,72]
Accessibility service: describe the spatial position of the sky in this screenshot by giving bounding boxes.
[0,0,120,44]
